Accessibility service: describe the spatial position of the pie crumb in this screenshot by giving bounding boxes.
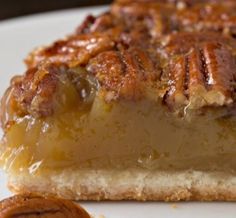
[171,204,178,209]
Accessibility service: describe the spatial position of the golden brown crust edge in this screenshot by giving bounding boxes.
[7,169,236,201]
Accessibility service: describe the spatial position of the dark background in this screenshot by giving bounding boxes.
[0,0,112,20]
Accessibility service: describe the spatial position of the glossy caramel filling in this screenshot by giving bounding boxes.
[1,93,236,175]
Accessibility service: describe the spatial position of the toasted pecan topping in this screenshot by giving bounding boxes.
[0,62,98,130]
[25,30,120,68]
[8,63,62,118]
[112,1,176,36]
[175,2,236,35]
[87,48,158,100]
[76,15,96,34]
[2,0,236,121]
[114,0,229,4]
[201,43,235,96]
[187,47,206,100]
[0,194,90,218]
[165,55,188,109]
[164,42,236,110]
[114,0,236,36]
[160,32,236,56]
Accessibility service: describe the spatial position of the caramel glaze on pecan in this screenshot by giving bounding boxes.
[2,0,236,126]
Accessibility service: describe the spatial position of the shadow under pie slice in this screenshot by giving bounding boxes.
[1,0,236,202]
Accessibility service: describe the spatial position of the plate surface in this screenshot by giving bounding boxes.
[0,6,236,218]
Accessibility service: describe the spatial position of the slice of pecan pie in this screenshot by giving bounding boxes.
[1,0,236,201]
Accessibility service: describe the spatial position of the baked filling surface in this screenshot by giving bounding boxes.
[1,0,236,176]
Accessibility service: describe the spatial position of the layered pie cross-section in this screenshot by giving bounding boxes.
[1,0,236,201]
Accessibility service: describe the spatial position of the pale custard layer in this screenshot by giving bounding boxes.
[1,95,236,174]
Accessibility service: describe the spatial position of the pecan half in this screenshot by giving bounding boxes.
[0,195,90,218]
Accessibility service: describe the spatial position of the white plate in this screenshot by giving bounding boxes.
[0,6,236,218]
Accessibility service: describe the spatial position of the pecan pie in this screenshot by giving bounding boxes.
[1,0,236,201]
